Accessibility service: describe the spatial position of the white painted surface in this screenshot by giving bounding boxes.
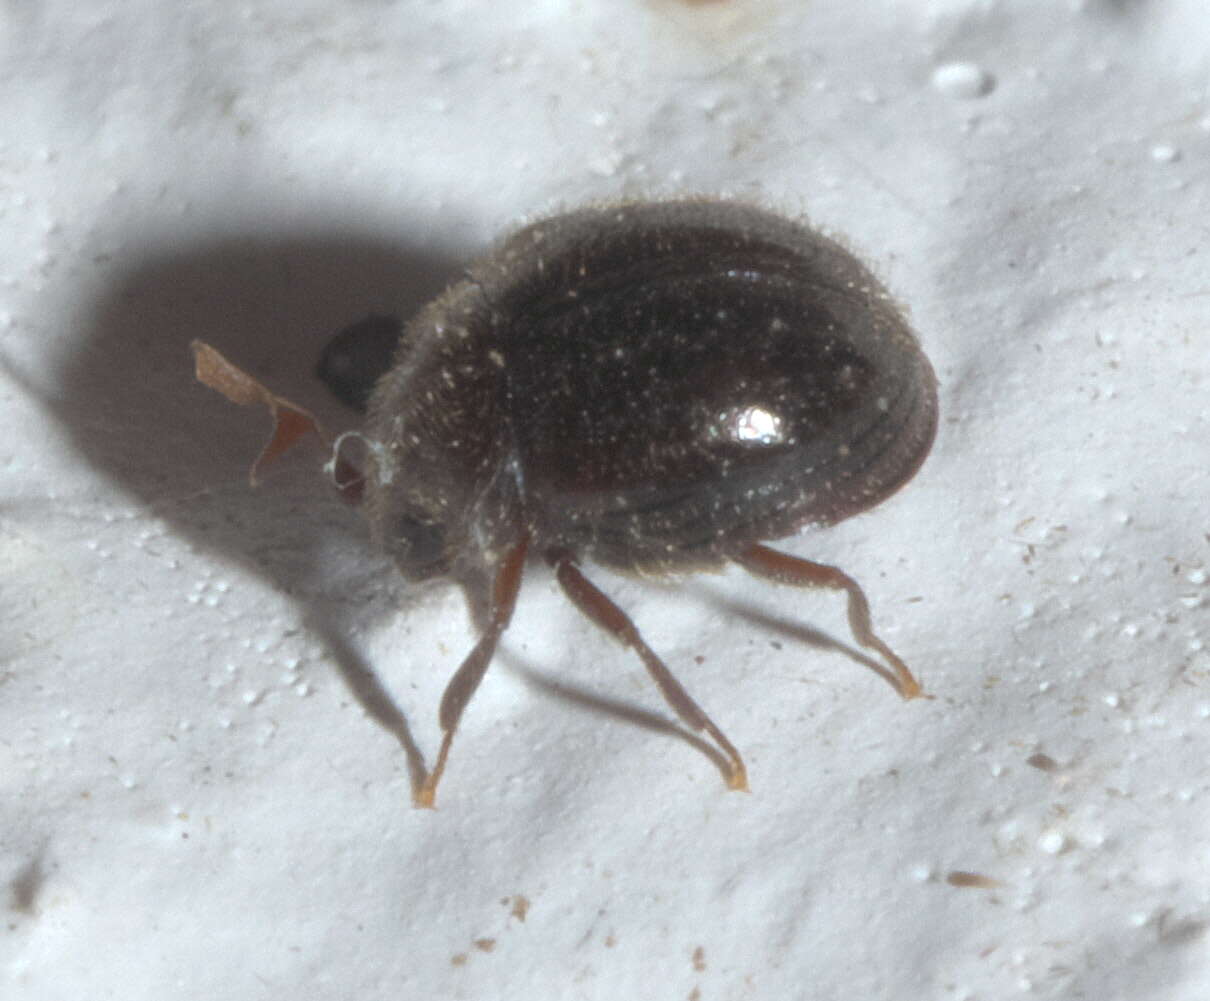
[4,1,1210,998]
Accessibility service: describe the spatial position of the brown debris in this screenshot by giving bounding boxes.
[508,894,530,922]
[1026,752,1059,772]
[946,871,1004,890]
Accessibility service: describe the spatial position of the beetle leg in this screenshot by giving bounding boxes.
[415,532,530,808]
[547,552,749,793]
[734,543,923,699]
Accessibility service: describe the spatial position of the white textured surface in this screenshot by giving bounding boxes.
[4,2,1210,998]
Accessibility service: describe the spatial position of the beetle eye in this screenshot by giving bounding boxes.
[394,513,447,571]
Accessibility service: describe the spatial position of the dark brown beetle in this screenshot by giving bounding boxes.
[359,199,938,806]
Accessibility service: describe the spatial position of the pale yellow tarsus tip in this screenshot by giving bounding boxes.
[413,780,438,810]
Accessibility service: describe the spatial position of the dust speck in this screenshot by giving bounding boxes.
[1026,752,1059,772]
[946,871,1003,889]
[8,857,44,914]
[507,894,530,922]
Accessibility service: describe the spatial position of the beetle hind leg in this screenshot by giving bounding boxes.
[734,543,923,699]
[547,551,749,792]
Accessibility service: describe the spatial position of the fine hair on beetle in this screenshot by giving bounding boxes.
[197,196,938,808]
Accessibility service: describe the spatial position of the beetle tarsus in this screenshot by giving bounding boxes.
[414,736,452,809]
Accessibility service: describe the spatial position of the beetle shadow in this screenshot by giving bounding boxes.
[36,221,470,795]
[694,582,904,693]
[507,659,736,785]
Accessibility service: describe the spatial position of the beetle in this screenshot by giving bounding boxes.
[355,198,938,806]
